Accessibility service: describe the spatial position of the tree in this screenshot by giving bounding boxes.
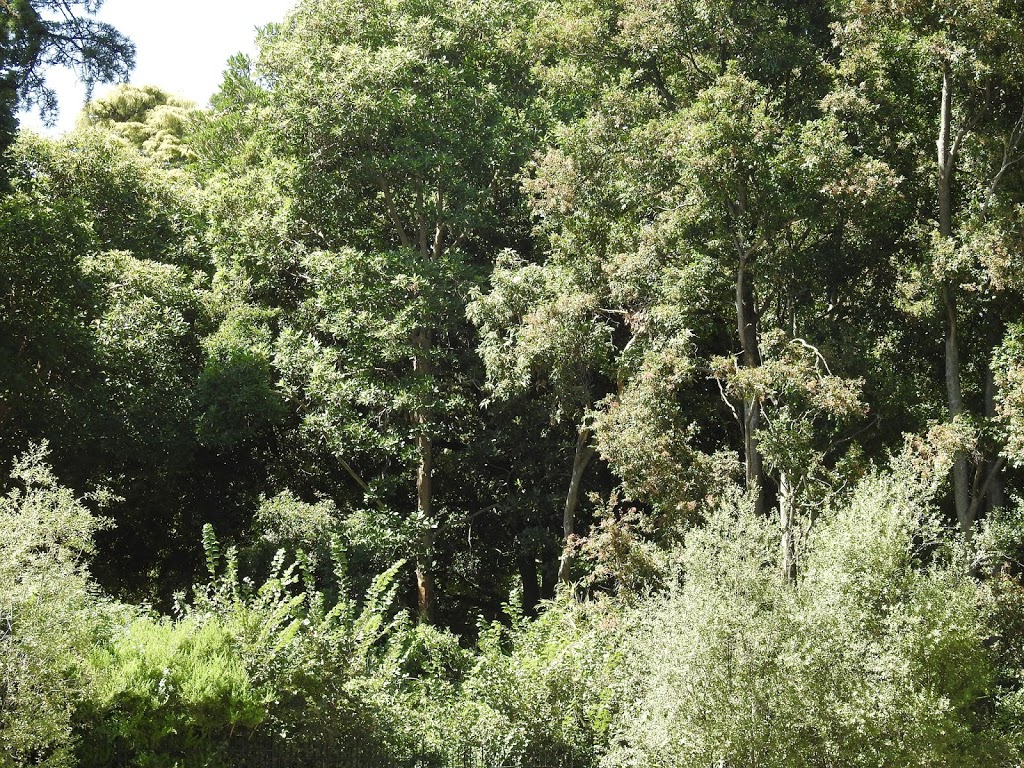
[78,83,199,166]
[478,0,885,583]
[834,0,1024,534]
[0,168,98,467]
[994,323,1024,468]
[1,129,213,597]
[14,128,206,267]
[197,0,544,623]
[81,249,211,593]
[0,0,133,185]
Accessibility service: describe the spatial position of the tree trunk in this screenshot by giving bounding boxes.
[519,549,540,618]
[937,61,972,533]
[779,472,797,583]
[557,427,597,583]
[943,284,972,532]
[937,63,954,241]
[736,253,767,516]
[415,537,437,625]
[540,555,558,600]
[413,328,437,623]
[985,366,1006,512]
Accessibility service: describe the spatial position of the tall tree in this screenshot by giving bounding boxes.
[201,0,543,622]
[835,0,1024,534]
[1,129,212,598]
[478,0,884,582]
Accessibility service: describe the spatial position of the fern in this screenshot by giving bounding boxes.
[201,523,221,578]
[326,537,355,626]
[352,559,407,663]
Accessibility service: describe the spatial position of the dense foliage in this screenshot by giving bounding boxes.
[3,0,1024,765]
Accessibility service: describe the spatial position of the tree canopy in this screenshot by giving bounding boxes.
[2,0,1024,765]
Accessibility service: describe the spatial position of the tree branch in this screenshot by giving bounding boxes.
[967,455,1007,523]
[376,175,412,249]
[338,455,388,514]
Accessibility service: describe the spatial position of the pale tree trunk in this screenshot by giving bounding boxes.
[736,252,767,516]
[557,427,597,583]
[779,472,797,583]
[413,327,437,623]
[985,367,1006,512]
[937,62,977,535]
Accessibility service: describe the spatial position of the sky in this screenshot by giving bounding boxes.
[19,0,294,135]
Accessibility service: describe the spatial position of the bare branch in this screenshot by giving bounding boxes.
[984,101,1024,204]
[791,337,832,375]
[948,86,990,163]
[338,456,388,514]
[714,375,741,425]
[967,455,1007,523]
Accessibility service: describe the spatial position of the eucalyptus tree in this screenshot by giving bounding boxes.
[479,0,885,581]
[833,0,1024,534]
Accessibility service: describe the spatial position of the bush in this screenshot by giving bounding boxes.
[602,470,1013,768]
[74,527,422,765]
[0,444,112,768]
[75,615,263,768]
[436,597,622,768]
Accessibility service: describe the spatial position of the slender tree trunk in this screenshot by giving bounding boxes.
[937,62,972,534]
[415,531,437,624]
[779,472,797,583]
[985,366,1006,512]
[413,208,443,622]
[937,63,954,241]
[558,427,597,583]
[413,328,437,623]
[519,549,540,617]
[540,555,558,600]
[736,253,767,516]
[943,285,972,532]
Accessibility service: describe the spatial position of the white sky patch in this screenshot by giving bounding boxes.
[19,0,294,136]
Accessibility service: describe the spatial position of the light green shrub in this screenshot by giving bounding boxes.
[75,615,263,768]
[0,444,112,768]
[440,597,623,768]
[75,526,421,764]
[602,471,1012,768]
